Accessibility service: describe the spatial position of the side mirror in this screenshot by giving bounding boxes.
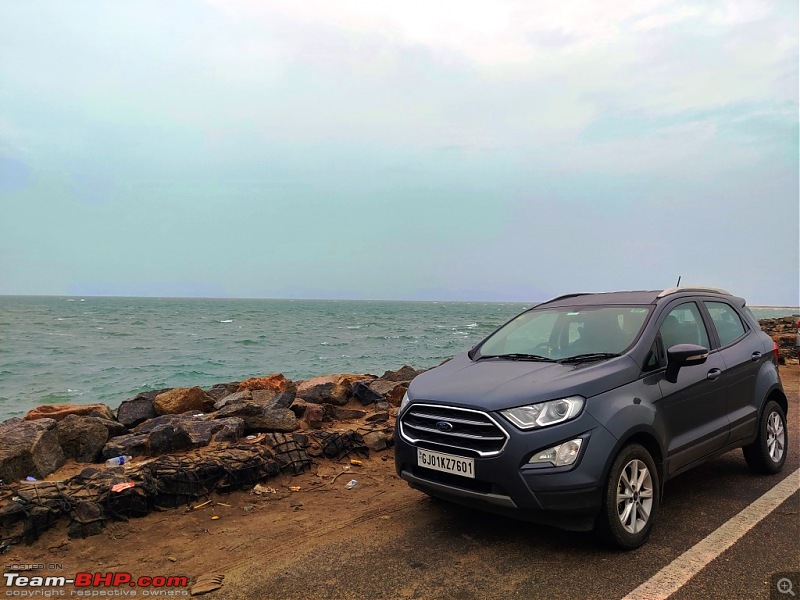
[665,343,709,383]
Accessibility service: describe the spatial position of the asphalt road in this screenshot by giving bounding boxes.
[222,377,799,600]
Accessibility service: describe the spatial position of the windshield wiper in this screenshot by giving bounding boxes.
[559,352,621,364]
[478,353,555,362]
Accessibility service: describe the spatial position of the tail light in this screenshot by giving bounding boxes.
[773,341,780,365]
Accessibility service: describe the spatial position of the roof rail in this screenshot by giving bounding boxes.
[657,286,731,298]
[536,292,590,306]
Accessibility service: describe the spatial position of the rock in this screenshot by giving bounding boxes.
[366,411,390,423]
[257,408,299,433]
[117,392,162,428]
[296,376,350,406]
[214,402,299,433]
[387,384,408,407]
[380,365,423,383]
[103,411,245,458]
[24,403,115,422]
[237,374,289,393]
[352,379,402,405]
[289,398,308,418]
[332,407,368,421]
[153,387,215,416]
[91,417,129,439]
[104,414,245,458]
[374,401,391,412]
[101,433,150,460]
[213,390,252,411]
[56,415,109,463]
[205,382,240,401]
[0,418,65,481]
[303,404,325,429]
[333,374,376,387]
[351,381,382,405]
[362,431,389,452]
[251,384,296,409]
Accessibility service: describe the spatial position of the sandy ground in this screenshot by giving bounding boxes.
[3,365,798,599]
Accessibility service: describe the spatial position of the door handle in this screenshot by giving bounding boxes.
[707,368,722,381]
[751,352,762,362]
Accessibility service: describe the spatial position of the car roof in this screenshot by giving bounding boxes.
[537,287,741,309]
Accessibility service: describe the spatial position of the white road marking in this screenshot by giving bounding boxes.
[622,468,800,600]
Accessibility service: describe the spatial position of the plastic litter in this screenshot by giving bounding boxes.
[289,486,301,492]
[349,459,363,466]
[111,482,136,493]
[25,476,36,482]
[105,455,132,467]
[345,479,358,490]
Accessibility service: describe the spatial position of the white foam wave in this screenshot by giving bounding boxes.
[219,319,234,323]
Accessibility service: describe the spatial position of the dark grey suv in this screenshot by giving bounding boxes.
[395,288,788,549]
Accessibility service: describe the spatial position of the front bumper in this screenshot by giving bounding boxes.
[394,409,618,531]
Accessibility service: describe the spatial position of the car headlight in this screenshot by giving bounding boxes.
[529,438,583,467]
[501,396,584,430]
[399,392,411,413]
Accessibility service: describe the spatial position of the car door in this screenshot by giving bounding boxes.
[702,300,760,444]
[656,301,730,475]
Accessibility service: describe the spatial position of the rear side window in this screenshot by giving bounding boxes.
[705,301,747,347]
[659,302,710,350]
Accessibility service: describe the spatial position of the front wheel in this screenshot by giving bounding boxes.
[596,444,660,550]
[743,400,787,474]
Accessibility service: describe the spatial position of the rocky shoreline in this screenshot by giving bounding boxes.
[0,317,796,549]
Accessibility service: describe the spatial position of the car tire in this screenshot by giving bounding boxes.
[596,444,660,550]
[742,400,787,474]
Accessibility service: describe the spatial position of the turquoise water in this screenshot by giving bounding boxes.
[0,296,796,421]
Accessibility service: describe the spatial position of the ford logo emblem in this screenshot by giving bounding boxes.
[435,421,454,432]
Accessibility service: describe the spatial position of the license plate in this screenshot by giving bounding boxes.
[417,448,475,479]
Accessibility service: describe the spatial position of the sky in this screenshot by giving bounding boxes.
[0,1,797,305]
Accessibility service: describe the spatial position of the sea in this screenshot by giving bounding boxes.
[0,296,797,422]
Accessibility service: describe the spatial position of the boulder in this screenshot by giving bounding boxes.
[103,415,244,459]
[237,374,289,393]
[362,431,389,452]
[205,382,240,401]
[289,398,308,418]
[215,400,299,433]
[24,403,114,422]
[380,365,423,383]
[352,379,403,405]
[259,408,300,433]
[366,410,390,423]
[297,376,350,406]
[303,404,325,429]
[117,392,162,428]
[0,418,65,481]
[56,415,109,463]
[153,387,215,416]
[213,390,252,410]
[91,417,129,439]
[387,385,408,407]
[332,407,368,421]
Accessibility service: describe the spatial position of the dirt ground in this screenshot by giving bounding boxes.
[3,365,798,599]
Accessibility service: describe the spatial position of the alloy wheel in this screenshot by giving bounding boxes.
[766,411,785,463]
[616,459,654,534]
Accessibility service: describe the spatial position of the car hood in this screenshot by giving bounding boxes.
[407,352,640,411]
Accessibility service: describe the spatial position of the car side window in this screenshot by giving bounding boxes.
[704,301,747,347]
[659,302,710,350]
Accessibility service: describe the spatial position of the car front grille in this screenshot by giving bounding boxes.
[399,403,509,457]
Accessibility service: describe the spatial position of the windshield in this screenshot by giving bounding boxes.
[476,305,652,361]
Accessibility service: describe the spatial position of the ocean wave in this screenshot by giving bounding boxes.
[235,339,258,346]
[219,319,234,323]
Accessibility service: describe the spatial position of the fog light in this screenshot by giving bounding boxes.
[529,438,583,467]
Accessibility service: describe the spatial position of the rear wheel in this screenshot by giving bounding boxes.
[743,400,787,474]
[597,444,659,550]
